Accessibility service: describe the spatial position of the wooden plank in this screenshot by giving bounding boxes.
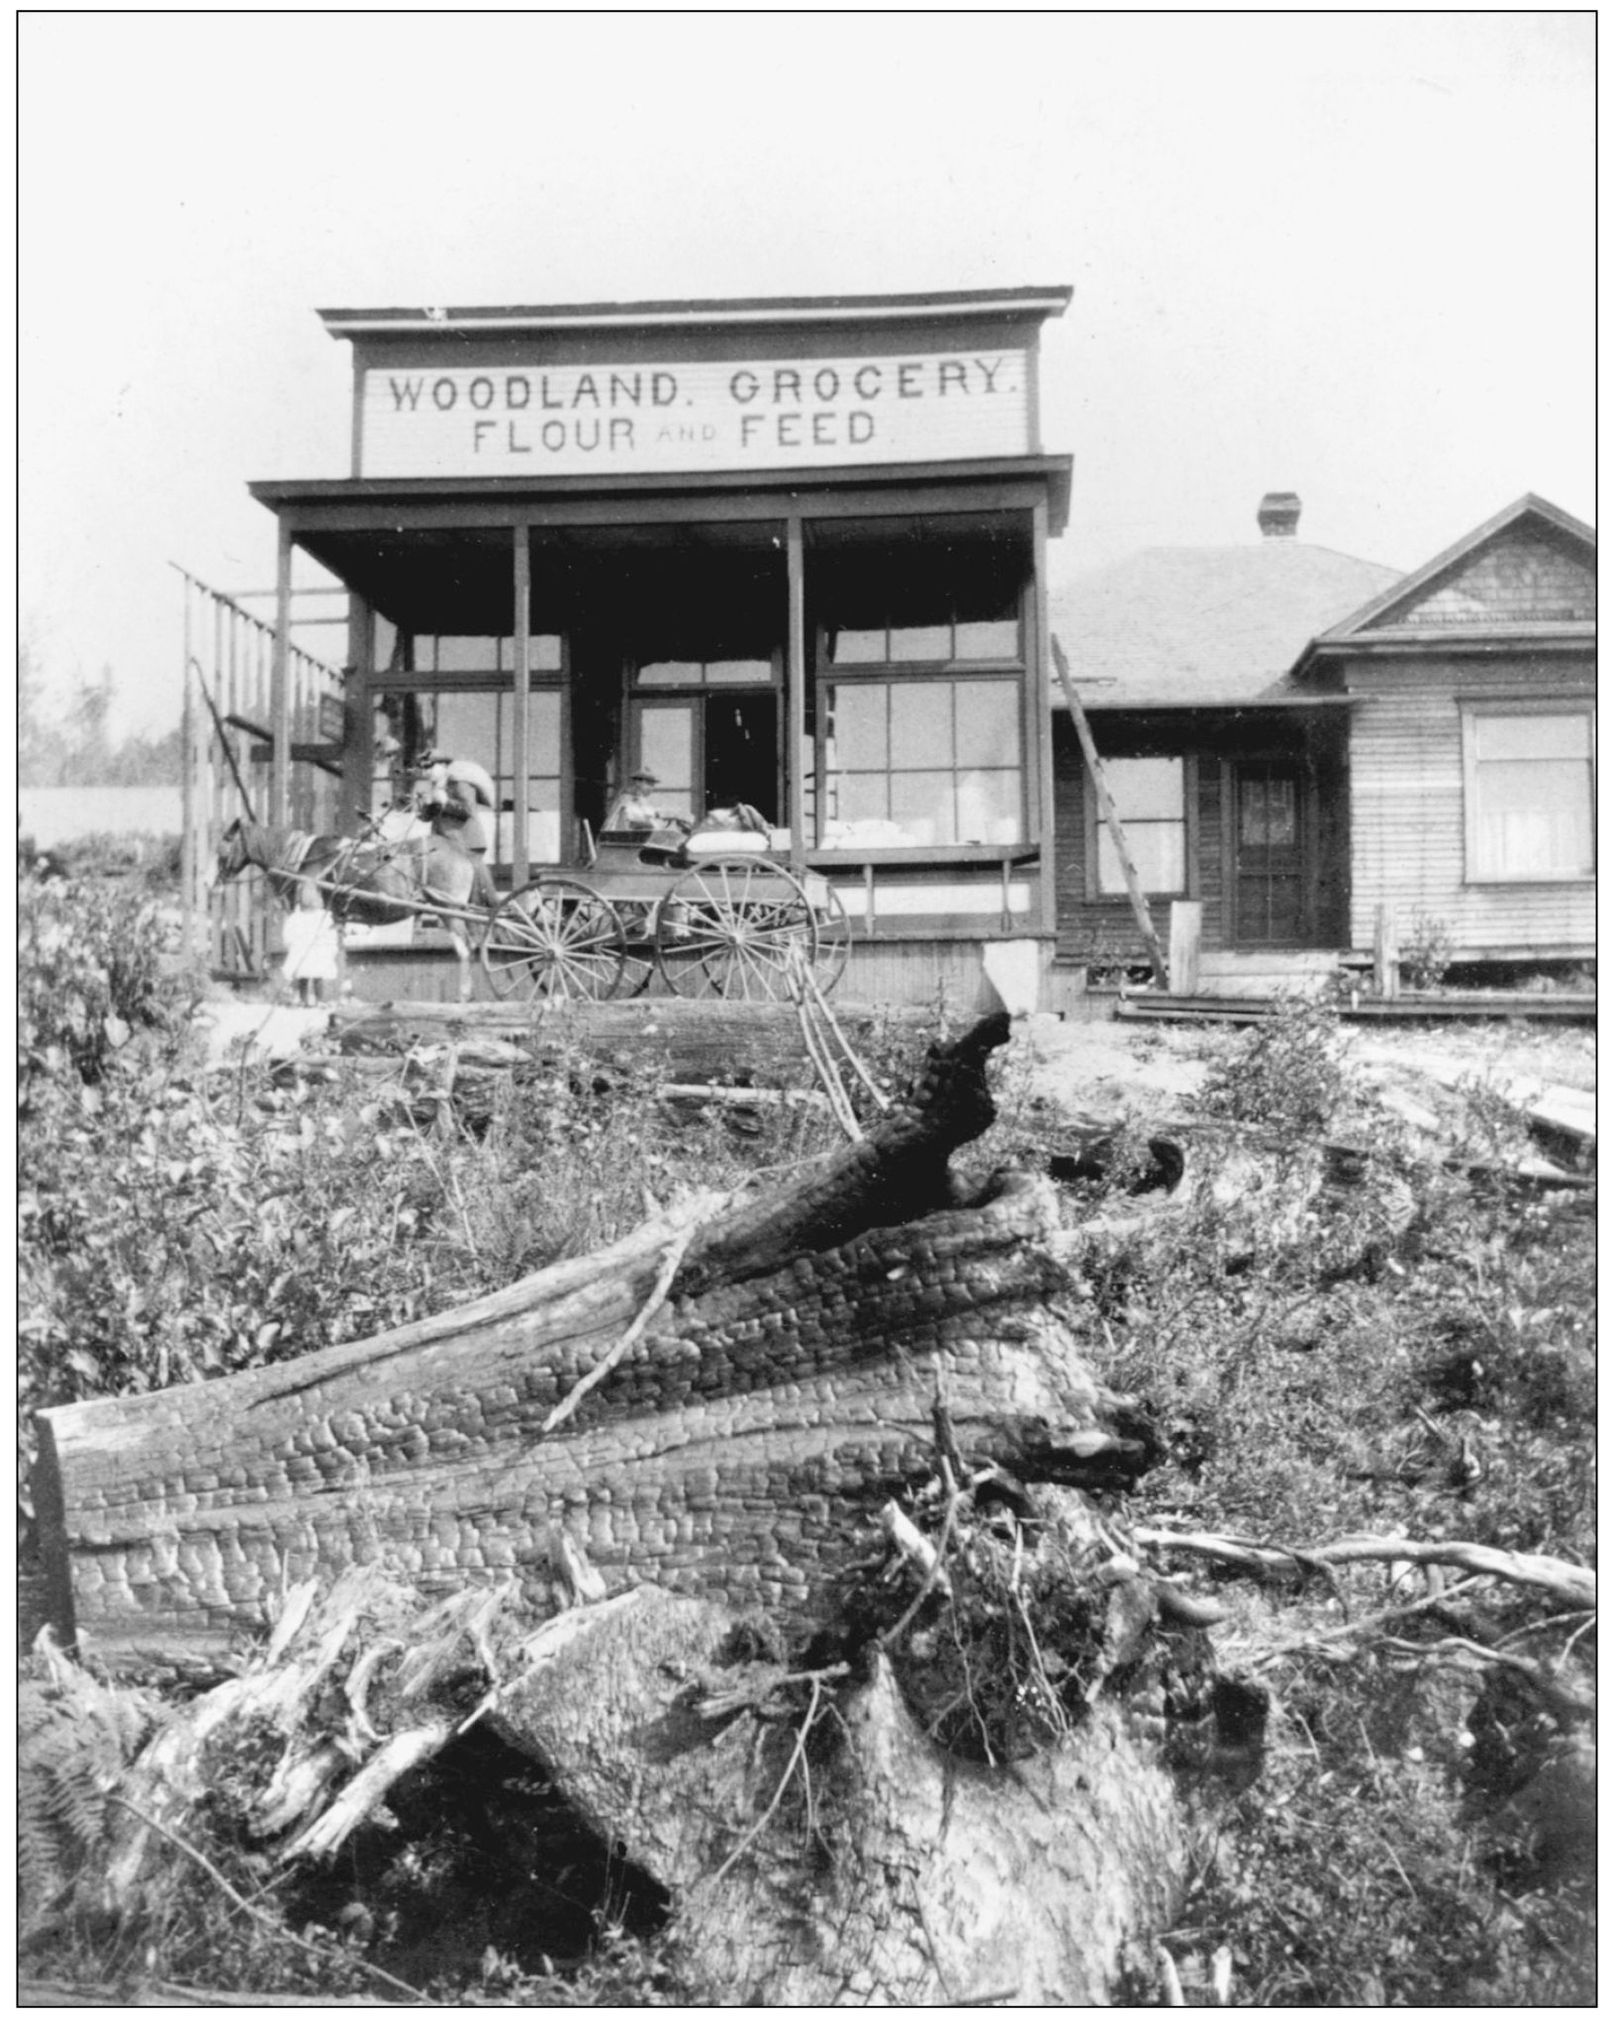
[1373,904,1400,999]
[269,522,294,827]
[1030,496,1057,939]
[1051,637,1168,988]
[513,526,532,880]
[786,513,807,872]
[1168,902,1202,995]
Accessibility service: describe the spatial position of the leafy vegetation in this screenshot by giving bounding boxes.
[18,872,1593,2003]
[1044,997,1595,2005]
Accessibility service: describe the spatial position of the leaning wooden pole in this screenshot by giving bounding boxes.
[1052,635,1170,988]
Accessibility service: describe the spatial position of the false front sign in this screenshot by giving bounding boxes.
[358,350,1033,477]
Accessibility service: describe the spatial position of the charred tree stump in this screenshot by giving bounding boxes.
[490,1583,1186,2004]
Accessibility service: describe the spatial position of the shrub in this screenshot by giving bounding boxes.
[17,867,193,1091]
[1192,993,1356,1136]
[1400,914,1456,991]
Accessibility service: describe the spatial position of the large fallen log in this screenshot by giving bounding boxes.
[327,997,937,1090]
[36,1012,1157,1669]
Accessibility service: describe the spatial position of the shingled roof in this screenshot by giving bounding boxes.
[1048,538,1401,709]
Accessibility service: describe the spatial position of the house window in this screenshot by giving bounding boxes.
[821,678,1022,847]
[1095,757,1186,894]
[1463,707,1594,882]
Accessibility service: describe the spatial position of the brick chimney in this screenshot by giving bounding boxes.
[1258,492,1302,538]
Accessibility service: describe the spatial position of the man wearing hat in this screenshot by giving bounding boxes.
[603,766,667,834]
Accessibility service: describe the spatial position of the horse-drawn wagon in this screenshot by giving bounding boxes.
[216,815,851,1005]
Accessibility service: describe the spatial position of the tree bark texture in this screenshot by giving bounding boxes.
[37,1013,1158,1670]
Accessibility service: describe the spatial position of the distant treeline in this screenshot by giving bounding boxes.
[20,649,182,789]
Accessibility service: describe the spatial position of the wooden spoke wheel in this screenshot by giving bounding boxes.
[655,856,820,1002]
[807,879,852,997]
[481,877,627,1002]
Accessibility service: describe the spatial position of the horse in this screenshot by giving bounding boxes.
[215,814,498,1002]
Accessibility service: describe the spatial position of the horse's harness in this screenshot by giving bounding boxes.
[252,821,420,909]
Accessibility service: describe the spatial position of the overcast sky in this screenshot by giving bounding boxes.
[20,11,1595,737]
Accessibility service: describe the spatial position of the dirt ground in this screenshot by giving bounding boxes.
[1000,1010,1596,1148]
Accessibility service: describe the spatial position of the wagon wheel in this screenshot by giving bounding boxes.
[807,879,853,998]
[481,877,627,1002]
[655,856,819,1002]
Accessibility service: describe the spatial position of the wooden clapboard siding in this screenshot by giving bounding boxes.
[1195,757,1225,938]
[1346,658,1595,955]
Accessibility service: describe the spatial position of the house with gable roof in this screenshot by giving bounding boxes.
[1294,493,1594,967]
[1049,492,1593,992]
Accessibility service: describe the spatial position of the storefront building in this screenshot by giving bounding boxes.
[248,288,1072,1003]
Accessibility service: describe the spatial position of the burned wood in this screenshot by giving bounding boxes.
[36,1013,1154,1669]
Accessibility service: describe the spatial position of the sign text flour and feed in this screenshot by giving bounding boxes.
[360,349,1031,477]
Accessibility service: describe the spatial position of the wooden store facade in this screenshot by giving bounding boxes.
[245,288,1074,1004]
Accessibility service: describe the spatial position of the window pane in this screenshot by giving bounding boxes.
[705,658,774,684]
[529,635,563,672]
[891,770,955,845]
[832,770,892,827]
[528,690,562,779]
[954,618,1020,659]
[1106,757,1183,821]
[889,623,952,662]
[827,684,889,768]
[956,770,1021,844]
[890,682,955,768]
[1240,777,1296,847]
[637,660,703,687]
[1099,821,1185,894]
[636,705,695,805]
[436,636,501,673]
[956,681,1021,767]
[831,628,887,665]
[1476,713,1589,763]
[434,692,501,773]
[1476,760,1593,877]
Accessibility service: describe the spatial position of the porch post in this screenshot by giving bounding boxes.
[343,595,374,832]
[1030,496,1056,940]
[786,511,807,872]
[178,572,198,958]
[269,519,294,826]
[513,525,531,879]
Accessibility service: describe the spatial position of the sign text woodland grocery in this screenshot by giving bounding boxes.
[358,349,1032,477]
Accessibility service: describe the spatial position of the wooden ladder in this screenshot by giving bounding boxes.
[1052,636,1169,989]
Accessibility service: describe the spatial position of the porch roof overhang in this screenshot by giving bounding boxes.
[250,456,1071,631]
[249,454,1071,532]
[1048,686,1356,713]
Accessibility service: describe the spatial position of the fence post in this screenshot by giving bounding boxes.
[1168,901,1202,995]
[1373,905,1401,999]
